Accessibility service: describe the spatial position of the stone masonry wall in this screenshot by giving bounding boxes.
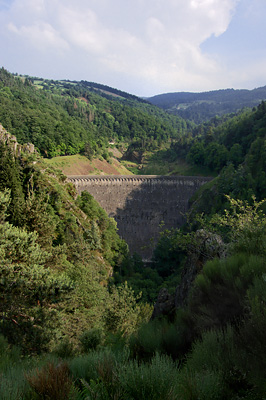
[68,175,211,260]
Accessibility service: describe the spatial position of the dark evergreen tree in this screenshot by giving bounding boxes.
[0,143,25,226]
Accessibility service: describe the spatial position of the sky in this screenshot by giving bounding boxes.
[0,0,266,96]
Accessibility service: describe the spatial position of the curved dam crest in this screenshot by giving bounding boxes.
[67,175,212,260]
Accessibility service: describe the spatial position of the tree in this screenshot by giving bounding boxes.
[186,142,206,166]
[0,142,25,226]
[204,142,228,171]
[229,143,243,167]
[104,283,142,335]
[0,190,72,353]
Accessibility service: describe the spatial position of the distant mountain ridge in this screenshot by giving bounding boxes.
[147,86,266,123]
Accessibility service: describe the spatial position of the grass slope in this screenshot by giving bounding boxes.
[43,154,132,176]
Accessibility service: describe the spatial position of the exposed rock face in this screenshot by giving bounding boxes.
[152,230,227,319]
[175,229,226,309]
[122,149,145,164]
[151,288,175,319]
[0,124,36,156]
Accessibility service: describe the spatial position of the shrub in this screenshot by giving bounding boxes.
[177,367,224,400]
[119,352,179,400]
[189,253,266,332]
[129,320,163,360]
[233,279,266,395]
[70,349,128,383]
[26,361,74,400]
[186,327,235,374]
[184,326,257,399]
[52,337,75,359]
[129,311,195,361]
[104,331,127,353]
[69,354,99,383]
[79,328,103,353]
[70,349,129,400]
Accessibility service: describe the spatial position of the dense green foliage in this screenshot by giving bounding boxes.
[113,233,184,303]
[160,101,266,218]
[128,197,266,398]
[0,68,188,158]
[2,197,266,399]
[0,139,147,355]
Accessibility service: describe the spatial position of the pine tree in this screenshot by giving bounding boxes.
[0,190,72,353]
[0,142,25,226]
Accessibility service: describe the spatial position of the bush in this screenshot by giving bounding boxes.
[79,328,103,353]
[233,279,266,395]
[70,349,129,399]
[186,327,235,375]
[189,253,266,332]
[26,361,74,400]
[52,337,75,359]
[119,353,179,400]
[177,367,225,400]
[182,325,261,399]
[69,353,100,383]
[129,311,195,361]
[129,320,163,360]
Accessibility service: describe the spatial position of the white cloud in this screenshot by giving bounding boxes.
[59,7,107,53]
[8,21,69,51]
[2,0,264,95]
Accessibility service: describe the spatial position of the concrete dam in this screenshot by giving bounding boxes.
[68,175,211,260]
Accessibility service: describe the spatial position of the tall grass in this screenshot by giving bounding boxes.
[119,352,179,400]
[0,364,33,400]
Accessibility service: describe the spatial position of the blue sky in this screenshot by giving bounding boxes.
[0,0,266,96]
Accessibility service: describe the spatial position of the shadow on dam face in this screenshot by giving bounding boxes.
[67,175,212,260]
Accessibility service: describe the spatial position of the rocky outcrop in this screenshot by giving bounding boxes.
[122,149,145,164]
[0,124,36,156]
[151,288,175,319]
[175,229,226,309]
[152,229,227,319]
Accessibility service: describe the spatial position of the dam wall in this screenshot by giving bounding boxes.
[68,175,211,260]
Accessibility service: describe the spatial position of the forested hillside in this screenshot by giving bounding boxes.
[156,101,266,210]
[2,129,266,399]
[1,67,266,399]
[148,86,266,123]
[0,127,150,357]
[0,68,188,159]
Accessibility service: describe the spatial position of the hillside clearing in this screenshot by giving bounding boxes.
[43,154,132,176]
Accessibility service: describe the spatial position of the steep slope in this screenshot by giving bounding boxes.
[163,100,266,201]
[0,125,144,353]
[0,68,188,159]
